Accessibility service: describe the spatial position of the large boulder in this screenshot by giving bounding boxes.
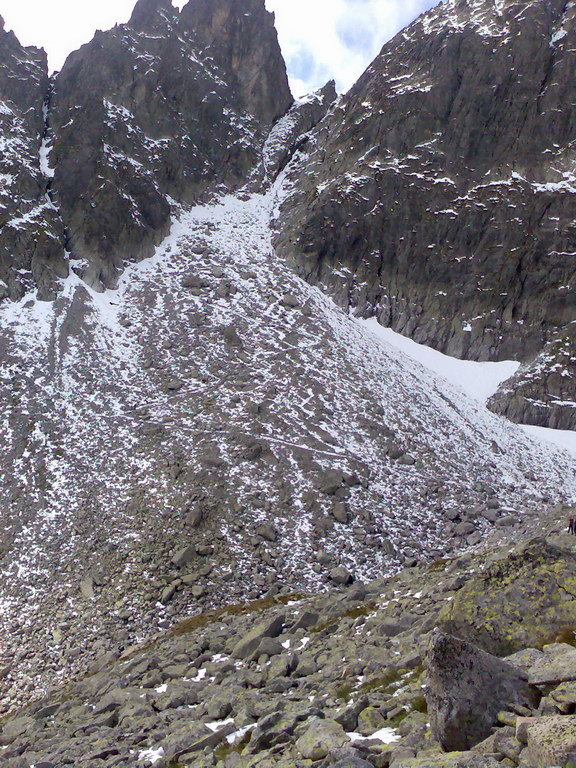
[231,612,285,659]
[527,643,576,686]
[425,631,539,751]
[295,717,349,760]
[438,539,576,655]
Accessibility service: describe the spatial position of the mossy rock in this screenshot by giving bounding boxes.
[401,753,501,767]
[438,539,576,655]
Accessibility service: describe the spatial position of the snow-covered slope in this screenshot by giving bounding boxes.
[0,176,574,711]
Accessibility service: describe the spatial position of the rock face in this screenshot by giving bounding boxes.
[0,0,296,299]
[274,0,576,429]
[48,0,292,291]
[425,631,539,751]
[488,324,576,430]
[0,17,67,301]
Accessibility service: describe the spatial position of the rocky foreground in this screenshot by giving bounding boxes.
[3,515,576,767]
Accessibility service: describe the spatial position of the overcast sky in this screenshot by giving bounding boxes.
[1,0,439,95]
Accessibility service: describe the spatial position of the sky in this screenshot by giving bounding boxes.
[0,0,439,96]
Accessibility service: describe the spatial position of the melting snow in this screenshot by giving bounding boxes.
[348,727,401,744]
[359,318,519,404]
[138,747,164,765]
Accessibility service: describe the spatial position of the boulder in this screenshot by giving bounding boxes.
[281,293,301,308]
[232,613,285,659]
[526,715,576,768]
[438,539,576,655]
[329,567,354,585]
[80,577,95,600]
[426,631,539,751]
[255,522,278,542]
[527,643,576,686]
[317,470,345,495]
[172,545,196,568]
[295,717,349,759]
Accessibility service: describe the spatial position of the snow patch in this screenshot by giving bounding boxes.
[359,318,519,404]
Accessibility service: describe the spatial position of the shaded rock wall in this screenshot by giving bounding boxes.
[49,0,293,291]
[0,17,67,301]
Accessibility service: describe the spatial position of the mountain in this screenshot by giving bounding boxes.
[0,0,575,762]
[273,0,576,430]
[0,0,292,298]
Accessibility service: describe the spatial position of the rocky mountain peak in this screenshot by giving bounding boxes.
[0,0,294,297]
[179,0,292,126]
[128,0,178,32]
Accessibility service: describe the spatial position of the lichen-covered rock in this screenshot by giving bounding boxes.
[527,643,576,686]
[426,631,539,750]
[295,717,349,759]
[231,612,285,659]
[526,715,576,768]
[438,539,576,655]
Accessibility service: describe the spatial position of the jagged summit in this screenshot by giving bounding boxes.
[128,0,176,31]
[0,0,293,297]
[180,0,291,127]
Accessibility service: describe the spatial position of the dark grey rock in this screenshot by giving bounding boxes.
[426,631,540,751]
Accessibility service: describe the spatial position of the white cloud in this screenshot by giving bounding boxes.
[0,0,438,93]
[266,0,438,96]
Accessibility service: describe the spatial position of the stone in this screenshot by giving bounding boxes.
[317,470,345,495]
[332,502,350,524]
[551,681,576,712]
[172,545,196,568]
[526,715,576,768]
[426,631,539,751]
[329,567,354,585]
[80,577,95,600]
[281,293,301,309]
[516,717,538,744]
[232,613,286,659]
[528,644,576,686]
[255,523,278,542]
[438,539,576,655]
[357,706,387,735]
[161,584,177,604]
[455,522,476,536]
[295,717,349,759]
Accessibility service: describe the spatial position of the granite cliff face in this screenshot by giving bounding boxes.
[0,16,66,302]
[273,0,576,429]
